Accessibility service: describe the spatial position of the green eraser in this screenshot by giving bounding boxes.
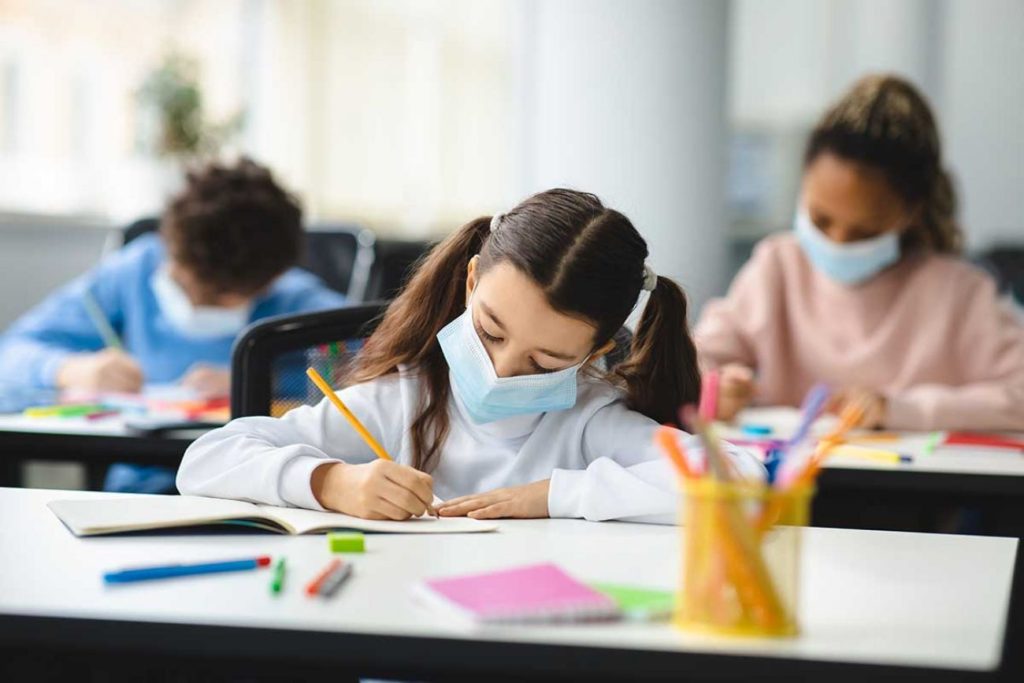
[328,531,365,553]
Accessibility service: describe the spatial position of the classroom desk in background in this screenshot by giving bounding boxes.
[728,408,1024,536]
[0,487,1019,682]
[0,414,209,488]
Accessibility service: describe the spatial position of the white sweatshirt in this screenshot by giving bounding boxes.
[177,368,764,524]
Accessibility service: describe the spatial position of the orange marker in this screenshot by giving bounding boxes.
[305,558,343,596]
[656,426,695,479]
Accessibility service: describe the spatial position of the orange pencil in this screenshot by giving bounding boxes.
[656,426,695,479]
[307,367,392,461]
[307,366,440,516]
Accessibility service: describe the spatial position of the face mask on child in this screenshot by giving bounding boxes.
[151,267,252,339]
[794,210,900,285]
[436,304,587,424]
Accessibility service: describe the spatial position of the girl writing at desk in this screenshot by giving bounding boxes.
[179,189,762,521]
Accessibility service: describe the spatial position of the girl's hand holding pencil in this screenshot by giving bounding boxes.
[311,459,435,521]
[306,367,437,520]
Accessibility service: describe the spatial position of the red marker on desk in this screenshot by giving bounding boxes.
[944,432,1024,452]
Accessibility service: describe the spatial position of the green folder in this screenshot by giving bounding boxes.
[590,582,675,622]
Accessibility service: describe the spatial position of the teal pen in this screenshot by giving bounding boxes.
[104,555,271,584]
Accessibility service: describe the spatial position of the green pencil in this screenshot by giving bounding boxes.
[270,557,286,594]
[82,291,123,350]
[922,431,943,456]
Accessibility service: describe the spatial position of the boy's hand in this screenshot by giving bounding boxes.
[828,388,887,429]
[311,460,435,520]
[436,480,550,519]
[56,348,144,393]
[180,363,231,398]
[716,363,756,421]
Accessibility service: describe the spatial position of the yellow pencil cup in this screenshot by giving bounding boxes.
[674,479,814,638]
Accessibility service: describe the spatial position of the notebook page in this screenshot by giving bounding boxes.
[258,504,498,534]
[48,495,263,536]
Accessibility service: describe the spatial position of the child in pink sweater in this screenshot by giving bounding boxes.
[696,75,1024,431]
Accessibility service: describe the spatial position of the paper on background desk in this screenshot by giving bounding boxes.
[721,407,1024,462]
[715,407,838,443]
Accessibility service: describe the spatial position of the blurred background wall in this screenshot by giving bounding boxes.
[0,0,1021,326]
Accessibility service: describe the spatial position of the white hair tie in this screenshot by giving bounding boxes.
[490,214,503,232]
[642,264,658,291]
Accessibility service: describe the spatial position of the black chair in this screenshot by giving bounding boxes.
[974,245,1024,305]
[122,217,161,245]
[230,303,387,418]
[302,224,376,300]
[362,238,435,302]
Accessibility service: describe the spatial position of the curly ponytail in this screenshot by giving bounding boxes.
[805,74,962,254]
[919,168,960,253]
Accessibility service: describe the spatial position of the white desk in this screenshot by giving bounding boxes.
[722,408,1024,536]
[0,488,1017,681]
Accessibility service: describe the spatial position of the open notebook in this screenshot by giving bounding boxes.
[48,495,497,536]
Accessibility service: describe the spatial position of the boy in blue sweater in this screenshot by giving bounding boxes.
[0,158,346,492]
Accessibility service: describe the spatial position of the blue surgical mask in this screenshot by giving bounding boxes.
[794,210,900,285]
[151,267,252,338]
[437,305,585,424]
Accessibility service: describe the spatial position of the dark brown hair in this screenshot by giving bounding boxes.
[805,74,961,254]
[161,157,304,294]
[353,188,701,471]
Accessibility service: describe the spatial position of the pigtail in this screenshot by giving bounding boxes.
[613,276,701,428]
[353,217,492,470]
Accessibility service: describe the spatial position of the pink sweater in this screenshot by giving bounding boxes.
[695,233,1024,431]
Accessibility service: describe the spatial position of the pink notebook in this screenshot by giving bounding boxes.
[414,562,620,624]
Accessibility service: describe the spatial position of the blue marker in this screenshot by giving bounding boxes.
[104,555,271,584]
[741,423,774,437]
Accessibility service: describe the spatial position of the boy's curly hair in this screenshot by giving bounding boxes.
[161,158,304,294]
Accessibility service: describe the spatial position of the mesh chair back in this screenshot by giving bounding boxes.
[231,304,387,418]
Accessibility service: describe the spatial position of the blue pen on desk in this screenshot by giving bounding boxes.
[104,555,271,584]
